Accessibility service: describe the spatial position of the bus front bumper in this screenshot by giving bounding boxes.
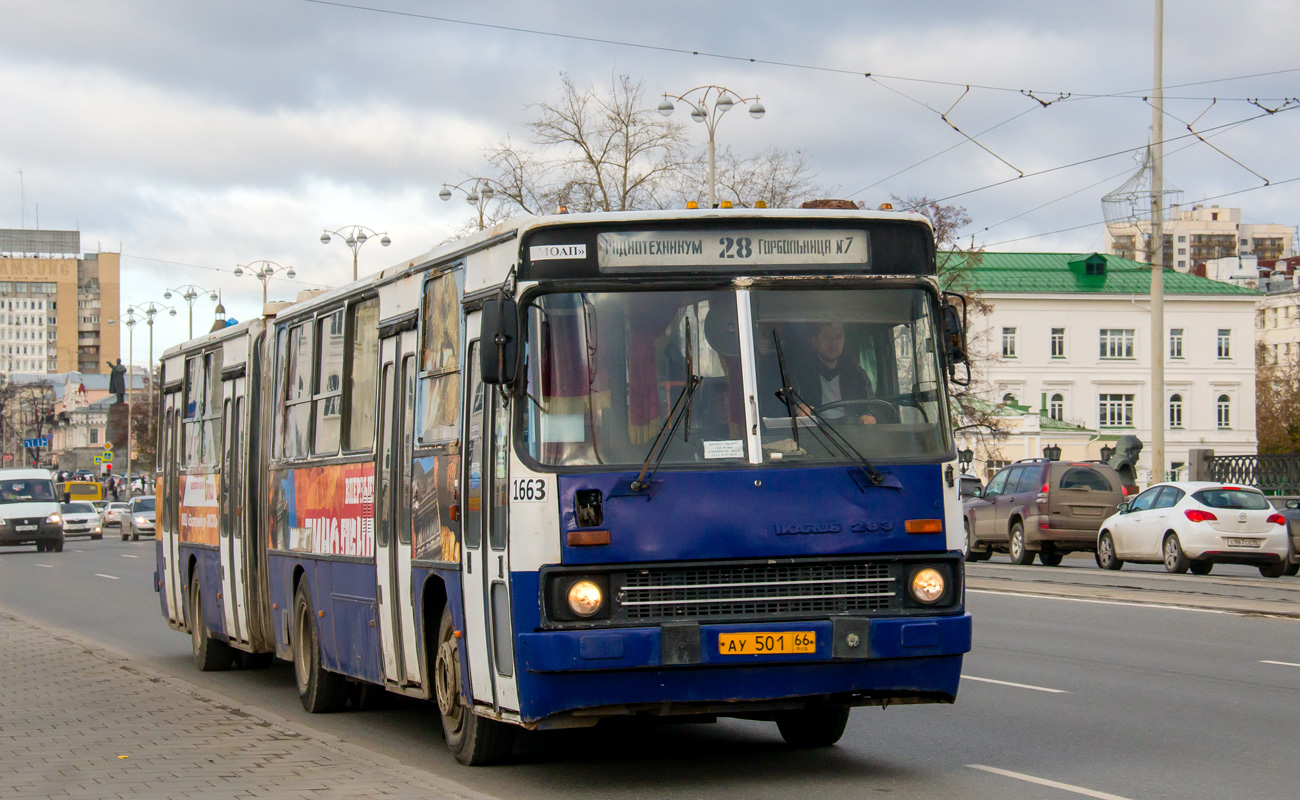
[513,613,971,725]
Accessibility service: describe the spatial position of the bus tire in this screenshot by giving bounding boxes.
[434,607,515,765]
[189,573,233,671]
[292,581,346,713]
[776,705,851,747]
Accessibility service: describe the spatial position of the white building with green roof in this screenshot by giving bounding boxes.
[947,252,1260,483]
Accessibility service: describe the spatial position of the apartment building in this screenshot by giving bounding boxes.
[0,229,120,374]
[1105,205,1294,273]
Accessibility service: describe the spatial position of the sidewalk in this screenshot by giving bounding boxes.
[0,611,491,799]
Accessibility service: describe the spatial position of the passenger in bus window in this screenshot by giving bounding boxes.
[794,322,876,424]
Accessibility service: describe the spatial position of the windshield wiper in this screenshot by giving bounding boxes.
[631,319,702,493]
[772,329,800,450]
[771,330,885,487]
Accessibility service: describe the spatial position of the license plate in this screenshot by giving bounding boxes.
[15,525,37,532]
[718,631,816,655]
[1225,537,1262,548]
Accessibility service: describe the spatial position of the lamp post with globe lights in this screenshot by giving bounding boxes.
[162,284,218,339]
[439,178,506,231]
[126,301,176,471]
[658,85,765,209]
[234,260,296,306]
[320,225,391,282]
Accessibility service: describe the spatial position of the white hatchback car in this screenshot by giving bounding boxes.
[1096,482,1290,577]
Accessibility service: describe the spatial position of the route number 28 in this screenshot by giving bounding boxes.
[511,478,547,502]
[718,237,753,259]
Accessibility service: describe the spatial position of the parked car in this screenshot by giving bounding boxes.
[1272,499,1300,576]
[1096,482,1291,577]
[123,495,155,541]
[102,502,131,528]
[958,474,984,502]
[0,468,65,552]
[60,501,103,540]
[964,458,1127,565]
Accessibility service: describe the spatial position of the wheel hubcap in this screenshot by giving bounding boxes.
[1165,540,1177,567]
[1011,531,1022,558]
[293,603,310,688]
[435,634,465,731]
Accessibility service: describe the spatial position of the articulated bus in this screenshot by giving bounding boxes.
[155,208,974,765]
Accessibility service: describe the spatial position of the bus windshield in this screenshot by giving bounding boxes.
[522,286,951,468]
[753,287,950,462]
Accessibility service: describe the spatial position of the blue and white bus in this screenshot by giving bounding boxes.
[155,207,973,765]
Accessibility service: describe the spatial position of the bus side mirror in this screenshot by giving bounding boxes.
[940,292,970,386]
[480,297,519,386]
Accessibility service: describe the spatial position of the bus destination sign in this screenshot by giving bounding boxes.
[596,229,869,270]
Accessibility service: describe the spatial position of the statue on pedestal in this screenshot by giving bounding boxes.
[107,359,127,404]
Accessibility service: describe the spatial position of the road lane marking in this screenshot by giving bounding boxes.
[969,588,1232,615]
[967,765,1133,800]
[94,574,120,580]
[35,564,54,568]
[120,554,139,559]
[962,675,1067,693]
[1261,659,1300,668]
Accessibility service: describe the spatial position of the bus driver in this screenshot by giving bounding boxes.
[794,322,876,425]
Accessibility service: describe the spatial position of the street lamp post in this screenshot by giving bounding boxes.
[658,85,766,209]
[320,226,391,282]
[123,310,137,483]
[125,301,176,476]
[439,179,505,231]
[162,284,219,339]
[234,260,297,306]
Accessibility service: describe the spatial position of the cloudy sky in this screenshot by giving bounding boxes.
[3,0,1298,363]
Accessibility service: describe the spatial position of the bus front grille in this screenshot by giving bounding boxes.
[615,561,896,621]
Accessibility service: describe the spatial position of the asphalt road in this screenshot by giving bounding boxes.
[1,535,1298,800]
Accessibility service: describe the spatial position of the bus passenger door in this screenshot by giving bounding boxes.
[376,330,422,688]
[161,391,184,625]
[461,333,519,713]
[219,377,249,644]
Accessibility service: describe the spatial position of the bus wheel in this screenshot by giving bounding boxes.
[775,705,851,747]
[292,581,346,713]
[434,607,515,765]
[189,574,233,671]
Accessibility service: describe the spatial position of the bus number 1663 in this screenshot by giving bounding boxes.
[511,478,547,502]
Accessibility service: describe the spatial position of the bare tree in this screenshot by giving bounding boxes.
[484,74,691,216]
[1256,342,1300,453]
[673,145,824,208]
[892,194,1007,463]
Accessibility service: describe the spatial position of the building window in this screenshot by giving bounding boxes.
[1217,394,1231,429]
[1178,235,1186,242]
[1169,394,1183,429]
[1049,393,1064,422]
[1169,328,1183,359]
[90,429,99,445]
[1050,328,1065,358]
[1216,328,1231,359]
[1100,329,1135,359]
[1099,393,1135,428]
[1001,327,1017,358]
[1002,392,1018,407]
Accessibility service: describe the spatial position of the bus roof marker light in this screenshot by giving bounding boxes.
[719,201,733,209]
[754,200,767,208]
[685,201,699,209]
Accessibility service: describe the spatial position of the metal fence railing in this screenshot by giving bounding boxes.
[1208,453,1300,495]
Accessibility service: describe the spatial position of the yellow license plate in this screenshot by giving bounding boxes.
[718,631,815,655]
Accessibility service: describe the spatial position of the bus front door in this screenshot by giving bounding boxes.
[376,330,422,689]
[461,332,519,714]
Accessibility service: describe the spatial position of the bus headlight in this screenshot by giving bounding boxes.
[567,580,604,618]
[909,568,946,604]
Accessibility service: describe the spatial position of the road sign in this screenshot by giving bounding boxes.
[23,438,48,449]
[100,451,113,461]
[104,442,113,451]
